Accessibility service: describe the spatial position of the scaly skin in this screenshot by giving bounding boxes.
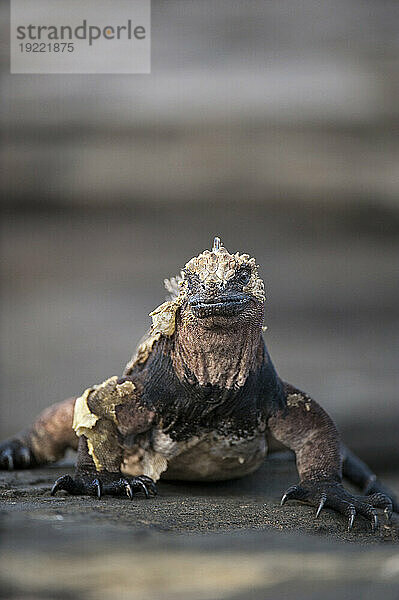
[1,237,397,530]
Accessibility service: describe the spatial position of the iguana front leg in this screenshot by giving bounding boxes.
[51,376,157,500]
[51,436,156,499]
[268,383,394,531]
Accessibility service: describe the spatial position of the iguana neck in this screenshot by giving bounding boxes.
[172,317,264,390]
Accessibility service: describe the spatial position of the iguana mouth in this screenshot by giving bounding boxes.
[189,296,250,317]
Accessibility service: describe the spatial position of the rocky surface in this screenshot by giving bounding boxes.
[1,456,398,600]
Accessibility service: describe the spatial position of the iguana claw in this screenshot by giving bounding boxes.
[51,473,157,499]
[280,480,393,533]
[315,493,327,518]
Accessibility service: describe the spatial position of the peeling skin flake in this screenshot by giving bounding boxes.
[287,393,312,412]
[72,377,137,472]
[72,389,98,437]
[149,300,180,336]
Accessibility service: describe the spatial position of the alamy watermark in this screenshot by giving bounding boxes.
[11,0,151,73]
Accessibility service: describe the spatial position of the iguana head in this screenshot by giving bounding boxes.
[182,237,264,318]
[128,238,265,369]
[150,238,265,332]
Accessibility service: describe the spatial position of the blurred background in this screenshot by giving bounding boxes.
[1,0,398,471]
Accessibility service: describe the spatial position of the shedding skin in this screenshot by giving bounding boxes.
[0,238,397,533]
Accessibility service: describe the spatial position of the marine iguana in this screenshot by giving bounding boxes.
[1,237,397,530]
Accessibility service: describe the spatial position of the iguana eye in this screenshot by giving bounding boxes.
[236,269,251,286]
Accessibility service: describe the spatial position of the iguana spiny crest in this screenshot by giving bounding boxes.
[164,237,265,302]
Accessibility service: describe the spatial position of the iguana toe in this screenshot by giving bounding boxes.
[50,473,157,499]
[280,479,393,532]
[0,439,35,470]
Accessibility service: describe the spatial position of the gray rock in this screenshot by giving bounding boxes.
[1,457,398,600]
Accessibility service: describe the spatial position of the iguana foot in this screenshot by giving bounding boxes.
[0,439,35,470]
[362,475,399,514]
[280,479,393,532]
[51,473,157,499]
